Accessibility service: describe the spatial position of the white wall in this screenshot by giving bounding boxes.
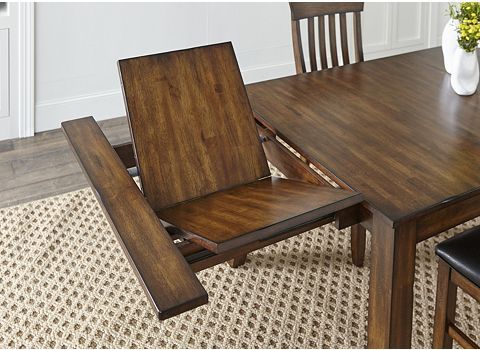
[34,2,449,132]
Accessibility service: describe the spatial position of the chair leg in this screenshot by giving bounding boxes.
[433,259,458,349]
[228,254,247,268]
[350,224,366,267]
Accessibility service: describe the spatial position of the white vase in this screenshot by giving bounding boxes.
[442,19,459,74]
[450,48,479,96]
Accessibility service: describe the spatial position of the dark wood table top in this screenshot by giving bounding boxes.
[247,48,480,224]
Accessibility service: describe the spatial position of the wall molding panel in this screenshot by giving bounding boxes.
[0,28,9,119]
[18,2,35,138]
[391,3,427,49]
[0,3,35,141]
[363,3,392,55]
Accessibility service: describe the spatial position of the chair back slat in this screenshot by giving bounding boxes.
[318,16,328,70]
[118,42,270,211]
[328,14,339,67]
[354,12,364,62]
[289,2,364,73]
[339,13,350,65]
[292,21,306,74]
[307,18,317,72]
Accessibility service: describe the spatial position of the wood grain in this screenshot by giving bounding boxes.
[62,117,208,320]
[451,269,480,304]
[289,2,364,20]
[367,213,417,348]
[118,42,365,276]
[447,324,478,348]
[257,126,331,186]
[328,14,339,67]
[318,16,328,70]
[113,141,136,169]
[292,20,306,74]
[339,13,350,65]
[350,224,366,267]
[118,42,270,211]
[307,18,317,72]
[433,259,480,348]
[187,216,335,272]
[416,191,480,242]
[247,47,480,348]
[158,177,362,253]
[247,48,480,224]
[353,12,364,62]
[432,259,457,349]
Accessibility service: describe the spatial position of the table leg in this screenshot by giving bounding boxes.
[351,224,366,267]
[228,254,247,268]
[432,259,457,348]
[367,212,417,348]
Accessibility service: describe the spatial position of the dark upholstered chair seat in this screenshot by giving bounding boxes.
[436,227,480,288]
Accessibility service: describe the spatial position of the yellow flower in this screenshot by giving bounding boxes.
[452,2,480,52]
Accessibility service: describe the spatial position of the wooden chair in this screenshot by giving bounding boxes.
[267,2,367,268]
[289,2,364,73]
[433,227,480,348]
[62,42,364,320]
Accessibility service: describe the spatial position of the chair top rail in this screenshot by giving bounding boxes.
[290,2,364,20]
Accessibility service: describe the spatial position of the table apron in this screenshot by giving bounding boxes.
[415,193,480,242]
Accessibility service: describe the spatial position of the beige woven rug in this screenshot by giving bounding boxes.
[1,182,479,348]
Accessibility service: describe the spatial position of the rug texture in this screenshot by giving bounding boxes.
[0,171,479,348]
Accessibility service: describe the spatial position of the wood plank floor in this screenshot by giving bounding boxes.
[0,116,131,209]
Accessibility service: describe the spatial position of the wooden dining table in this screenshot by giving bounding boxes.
[246,47,480,348]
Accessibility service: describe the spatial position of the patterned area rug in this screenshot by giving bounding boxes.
[0,176,479,348]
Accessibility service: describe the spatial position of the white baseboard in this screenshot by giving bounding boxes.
[242,62,295,84]
[35,90,126,132]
